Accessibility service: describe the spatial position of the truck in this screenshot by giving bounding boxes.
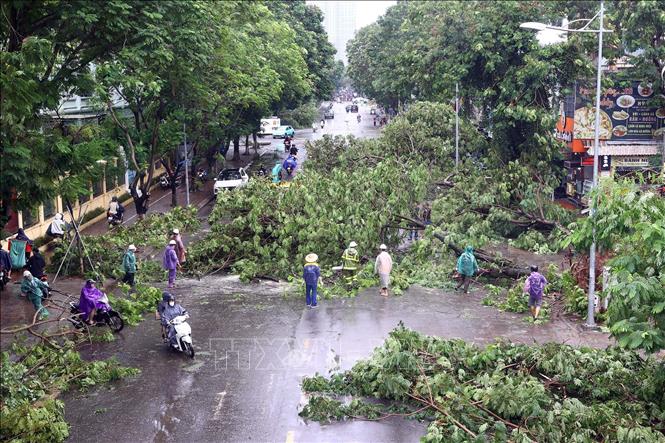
[259,117,281,136]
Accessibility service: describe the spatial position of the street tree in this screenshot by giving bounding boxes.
[0,0,168,232]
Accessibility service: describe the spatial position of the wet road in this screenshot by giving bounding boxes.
[61,103,611,442]
[64,277,611,443]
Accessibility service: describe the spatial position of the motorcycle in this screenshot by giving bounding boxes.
[68,294,124,333]
[0,269,8,292]
[196,169,208,182]
[159,173,182,189]
[167,314,194,358]
[107,211,124,228]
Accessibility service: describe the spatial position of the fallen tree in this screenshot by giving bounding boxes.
[301,325,665,442]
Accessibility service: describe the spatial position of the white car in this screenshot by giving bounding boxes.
[213,168,249,194]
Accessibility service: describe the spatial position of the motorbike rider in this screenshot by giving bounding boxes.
[289,145,298,156]
[79,279,105,325]
[107,196,124,223]
[284,136,292,152]
[160,293,188,345]
[282,155,297,179]
[155,291,172,342]
[320,119,325,130]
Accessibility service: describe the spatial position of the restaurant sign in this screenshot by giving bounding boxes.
[573,80,665,141]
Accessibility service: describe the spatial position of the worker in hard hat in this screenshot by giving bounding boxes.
[341,241,360,286]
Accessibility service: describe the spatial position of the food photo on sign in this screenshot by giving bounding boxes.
[573,80,664,141]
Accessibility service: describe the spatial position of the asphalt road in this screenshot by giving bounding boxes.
[63,277,610,443]
[61,102,611,443]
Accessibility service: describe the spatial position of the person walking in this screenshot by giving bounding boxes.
[341,241,359,286]
[524,265,548,320]
[455,245,479,293]
[122,244,137,289]
[374,244,393,296]
[171,228,187,264]
[20,271,49,320]
[162,240,180,289]
[303,253,322,308]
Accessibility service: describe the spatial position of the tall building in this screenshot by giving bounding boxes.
[312,1,357,63]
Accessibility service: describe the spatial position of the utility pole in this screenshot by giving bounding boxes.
[184,123,190,206]
[586,0,605,328]
[455,82,460,169]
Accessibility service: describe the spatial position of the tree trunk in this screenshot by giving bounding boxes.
[252,132,259,154]
[233,136,241,160]
[244,135,250,155]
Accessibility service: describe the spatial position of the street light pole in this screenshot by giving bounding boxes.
[183,123,190,206]
[520,1,611,329]
[586,0,605,328]
[455,82,460,169]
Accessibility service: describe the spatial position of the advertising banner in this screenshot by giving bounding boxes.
[573,80,664,141]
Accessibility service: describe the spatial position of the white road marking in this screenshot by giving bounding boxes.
[212,391,227,420]
[285,431,295,443]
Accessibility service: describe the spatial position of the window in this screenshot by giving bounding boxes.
[92,178,104,197]
[22,206,39,228]
[43,199,56,219]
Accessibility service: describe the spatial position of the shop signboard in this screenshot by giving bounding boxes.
[573,80,665,141]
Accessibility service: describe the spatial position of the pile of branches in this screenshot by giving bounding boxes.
[301,325,665,442]
[51,206,200,280]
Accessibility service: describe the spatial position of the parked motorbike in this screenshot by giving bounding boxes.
[68,294,124,333]
[107,211,124,228]
[166,314,194,358]
[159,173,182,189]
[0,269,8,292]
[196,169,208,182]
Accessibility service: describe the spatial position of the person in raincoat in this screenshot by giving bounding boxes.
[163,240,180,288]
[79,279,105,324]
[21,271,49,320]
[303,253,322,308]
[171,228,187,264]
[9,228,32,264]
[47,213,67,239]
[271,162,283,184]
[455,246,479,294]
[282,155,297,180]
[342,241,360,285]
[374,244,393,296]
[160,293,188,344]
[122,244,137,289]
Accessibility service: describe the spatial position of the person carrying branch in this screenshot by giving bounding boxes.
[455,245,478,294]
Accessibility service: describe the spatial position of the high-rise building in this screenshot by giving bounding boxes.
[311,1,357,63]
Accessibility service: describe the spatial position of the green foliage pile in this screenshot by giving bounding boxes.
[109,284,163,326]
[189,145,430,283]
[301,325,665,442]
[0,342,138,442]
[51,206,199,280]
[566,180,665,353]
